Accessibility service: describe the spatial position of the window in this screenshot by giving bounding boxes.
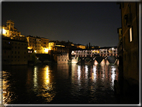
[129,27,133,42]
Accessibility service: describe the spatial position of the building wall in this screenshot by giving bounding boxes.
[26,36,49,54]
[27,36,36,50]
[121,2,139,84]
[41,37,49,53]
[57,53,69,63]
[48,42,55,50]
[2,37,28,65]
[41,38,49,48]
[2,20,22,38]
[117,3,139,98]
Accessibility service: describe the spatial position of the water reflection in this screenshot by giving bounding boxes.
[33,66,38,91]
[92,65,97,82]
[2,64,119,104]
[33,65,56,102]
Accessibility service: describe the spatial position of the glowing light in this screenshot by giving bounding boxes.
[71,51,74,55]
[94,60,98,65]
[71,44,74,46]
[130,27,132,42]
[34,50,37,53]
[44,48,48,53]
[2,28,6,35]
[28,47,32,49]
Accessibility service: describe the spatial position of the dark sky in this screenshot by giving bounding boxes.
[2,2,121,47]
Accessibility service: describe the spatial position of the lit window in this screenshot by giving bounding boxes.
[129,27,132,42]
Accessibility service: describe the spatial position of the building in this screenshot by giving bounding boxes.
[57,53,69,63]
[117,2,139,99]
[41,37,49,53]
[2,36,28,65]
[26,35,49,54]
[48,41,56,50]
[2,20,28,65]
[2,20,25,40]
[75,44,86,49]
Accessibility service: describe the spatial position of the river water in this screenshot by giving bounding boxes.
[2,63,119,104]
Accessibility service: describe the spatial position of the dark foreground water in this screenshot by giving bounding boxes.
[2,63,120,104]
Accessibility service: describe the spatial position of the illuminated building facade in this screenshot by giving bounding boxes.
[26,35,49,54]
[48,41,56,50]
[2,20,26,41]
[76,44,86,49]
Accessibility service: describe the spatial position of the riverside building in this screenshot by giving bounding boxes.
[2,20,28,65]
[117,2,139,99]
[26,35,49,54]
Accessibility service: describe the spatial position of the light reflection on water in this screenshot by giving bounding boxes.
[2,64,119,104]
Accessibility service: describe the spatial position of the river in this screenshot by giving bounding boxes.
[2,63,119,104]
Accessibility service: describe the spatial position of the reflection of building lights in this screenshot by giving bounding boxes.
[77,65,81,80]
[111,66,116,71]
[34,66,38,88]
[85,65,88,72]
[93,65,97,81]
[45,66,49,84]
[72,58,78,63]
[85,65,88,79]
[111,66,116,88]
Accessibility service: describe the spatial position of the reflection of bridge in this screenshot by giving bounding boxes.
[71,47,119,65]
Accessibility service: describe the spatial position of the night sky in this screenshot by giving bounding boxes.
[2,2,121,47]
